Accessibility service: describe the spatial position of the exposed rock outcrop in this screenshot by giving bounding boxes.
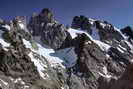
[28,8,68,49]
[0,8,133,89]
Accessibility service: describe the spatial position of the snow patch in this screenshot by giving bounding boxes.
[114,26,128,40]
[19,23,25,29]
[14,78,25,85]
[2,25,11,31]
[130,59,133,63]
[0,30,10,48]
[85,41,92,45]
[0,79,8,86]
[23,38,78,78]
[23,39,76,68]
[24,86,30,89]
[118,45,127,51]
[93,40,111,52]
[54,47,77,68]
[68,28,111,52]
[23,39,66,78]
[98,66,112,78]
[28,52,48,79]
[117,47,124,53]
[106,54,110,58]
[125,41,133,53]
[68,28,93,40]
[88,18,95,26]
[100,22,106,28]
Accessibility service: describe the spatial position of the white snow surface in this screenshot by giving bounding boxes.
[0,30,10,49]
[28,52,48,79]
[114,26,129,40]
[23,38,78,78]
[0,79,8,86]
[94,40,111,52]
[23,39,63,79]
[54,47,77,68]
[88,18,96,26]
[100,22,106,28]
[23,39,64,67]
[118,45,127,51]
[117,47,124,53]
[125,41,133,53]
[67,28,87,39]
[14,78,25,85]
[19,23,25,29]
[68,28,93,40]
[2,24,11,31]
[98,66,112,79]
[68,28,111,52]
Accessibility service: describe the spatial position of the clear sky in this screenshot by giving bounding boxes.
[0,0,133,28]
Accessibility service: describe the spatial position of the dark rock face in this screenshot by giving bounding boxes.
[67,32,133,89]
[0,9,133,89]
[0,20,41,89]
[0,17,69,89]
[71,15,93,34]
[28,8,67,49]
[110,63,133,89]
[121,26,133,41]
[95,20,124,43]
[99,63,133,89]
[71,16,124,46]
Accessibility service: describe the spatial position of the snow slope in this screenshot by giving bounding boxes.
[68,28,111,52]
[53,47,77,68]
[0,30,10,50]
[23,38,78,78]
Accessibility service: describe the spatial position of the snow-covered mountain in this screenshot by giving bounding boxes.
[0,8,133,89]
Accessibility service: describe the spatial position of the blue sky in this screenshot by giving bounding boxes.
[0,0,133,28]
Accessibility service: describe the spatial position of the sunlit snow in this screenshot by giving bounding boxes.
[68,28,111,52]
[2,25,11,31]
[0,30,10,48]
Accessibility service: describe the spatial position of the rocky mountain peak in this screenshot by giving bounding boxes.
[28,8,68,50]
[0,8,133,89]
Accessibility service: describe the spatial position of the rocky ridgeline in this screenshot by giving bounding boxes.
[0,8,133,89]
[28,8,68,50]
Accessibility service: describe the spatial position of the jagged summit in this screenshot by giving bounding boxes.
[28,8,67,50]
[0,8,133,89]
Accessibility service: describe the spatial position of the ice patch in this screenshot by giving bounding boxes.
[91,26,100,40]
[23,38,78,78]
[23,39,64,71]
[53,47,77,68]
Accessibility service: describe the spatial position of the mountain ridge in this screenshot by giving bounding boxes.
[0,8,133,89]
